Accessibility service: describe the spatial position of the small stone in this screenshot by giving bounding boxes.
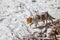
[32,0,36,2]
[57,7,60,9]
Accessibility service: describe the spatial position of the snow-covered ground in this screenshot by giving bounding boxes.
[0,0,60,40]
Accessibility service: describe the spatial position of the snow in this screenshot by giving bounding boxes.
[0,0,60,40]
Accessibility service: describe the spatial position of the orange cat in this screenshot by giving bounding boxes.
[26,12,55,28]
